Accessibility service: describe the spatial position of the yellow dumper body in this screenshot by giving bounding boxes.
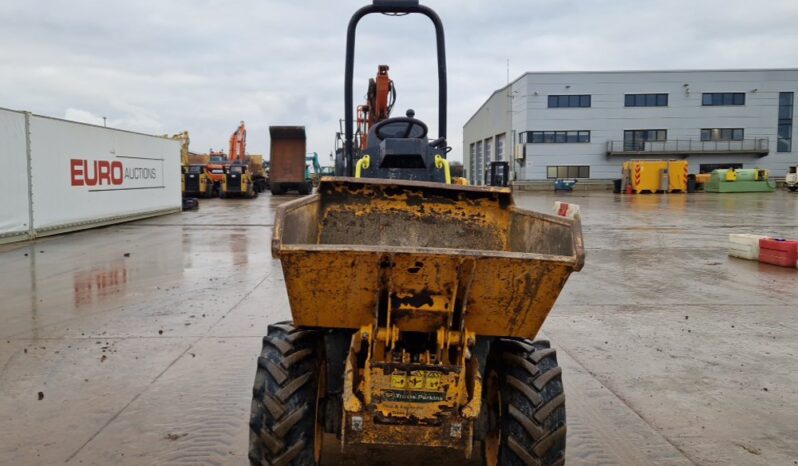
[271,177,584,454]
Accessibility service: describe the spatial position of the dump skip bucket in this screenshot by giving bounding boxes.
[272,177,584,338]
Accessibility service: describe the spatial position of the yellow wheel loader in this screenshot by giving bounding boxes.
[249,2,584,465]
[173,131,215,198]
[220,163,258,199]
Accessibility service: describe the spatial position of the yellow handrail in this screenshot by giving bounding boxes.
[355,154,371,178]
[434,155,451,184]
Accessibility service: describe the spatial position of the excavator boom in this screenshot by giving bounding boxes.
[229,121,247,163]
[356,65,395,149]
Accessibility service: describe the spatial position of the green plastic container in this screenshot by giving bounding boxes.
[735,169,757,182]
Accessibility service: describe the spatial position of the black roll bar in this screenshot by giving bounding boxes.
[344,0,447,176]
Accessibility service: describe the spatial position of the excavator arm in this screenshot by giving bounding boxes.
[356,65,395,149]
[228,121,247,163]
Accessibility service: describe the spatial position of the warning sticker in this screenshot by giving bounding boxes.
[390,374,407,388]
[407,371,425,389]
[425,371,442,390]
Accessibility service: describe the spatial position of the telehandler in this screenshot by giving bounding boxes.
[249,2,584,465]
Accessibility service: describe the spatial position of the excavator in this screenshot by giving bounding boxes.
[356,64,396,150]
[305,152,322,187]
[332,65,396,174]
[219,121,259,198]
[249,2,583,465]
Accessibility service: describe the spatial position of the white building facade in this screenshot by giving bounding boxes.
[463,69,797,184]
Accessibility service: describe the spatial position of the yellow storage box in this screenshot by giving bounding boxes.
[622,160,688,193]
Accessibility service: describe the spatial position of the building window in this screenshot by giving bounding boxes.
[778,92,793,152]
[702,92,745,106]
[548,95,591,108]
[625,93,668,107]
[546,166,590,179]
[700,128,744,141]
[525,130,590,143]
[484,137,492,163]
[519,132,527,144]
[623,129,666,151]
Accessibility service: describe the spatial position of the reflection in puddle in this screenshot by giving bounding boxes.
[230,233,249,266]
[73,261,128,308]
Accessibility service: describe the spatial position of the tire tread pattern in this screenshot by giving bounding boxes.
[493,338,566,466]
[249,321,321,466]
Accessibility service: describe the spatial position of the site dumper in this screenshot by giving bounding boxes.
[249,2,584,465]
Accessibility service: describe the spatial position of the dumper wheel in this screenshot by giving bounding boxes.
[483,339,566,466]
[249,322,325,466]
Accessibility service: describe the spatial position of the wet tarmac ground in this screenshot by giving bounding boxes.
[1,190,797,465]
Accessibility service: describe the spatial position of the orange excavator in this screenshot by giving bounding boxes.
[229,120,247,162]
[355,64,396,150]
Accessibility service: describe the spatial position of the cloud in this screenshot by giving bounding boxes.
[2,0,797,163]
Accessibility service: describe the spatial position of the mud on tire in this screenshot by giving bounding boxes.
[249,322,323,466]
[485,338,566,466]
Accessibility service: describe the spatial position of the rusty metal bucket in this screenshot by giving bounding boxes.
[272,177,584,338]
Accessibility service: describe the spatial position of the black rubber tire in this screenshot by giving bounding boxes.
[298,183,311,195]
[270,183,285,195]
[249,322,323,466]
[484,338,566,466]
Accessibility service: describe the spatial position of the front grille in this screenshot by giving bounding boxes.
[185,175,200,192]
[227,175,242,191]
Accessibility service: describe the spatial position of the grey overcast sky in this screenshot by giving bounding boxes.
[2,0,798,163]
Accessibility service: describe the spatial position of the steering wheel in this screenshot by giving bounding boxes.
[373,117,428,140]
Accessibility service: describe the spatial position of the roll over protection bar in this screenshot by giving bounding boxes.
[343,0,447,176]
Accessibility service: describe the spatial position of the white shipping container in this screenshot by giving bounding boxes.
[728,234,769,261]
[0,106,181,243]
[0,108,32,243]
[29,115,181,236]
